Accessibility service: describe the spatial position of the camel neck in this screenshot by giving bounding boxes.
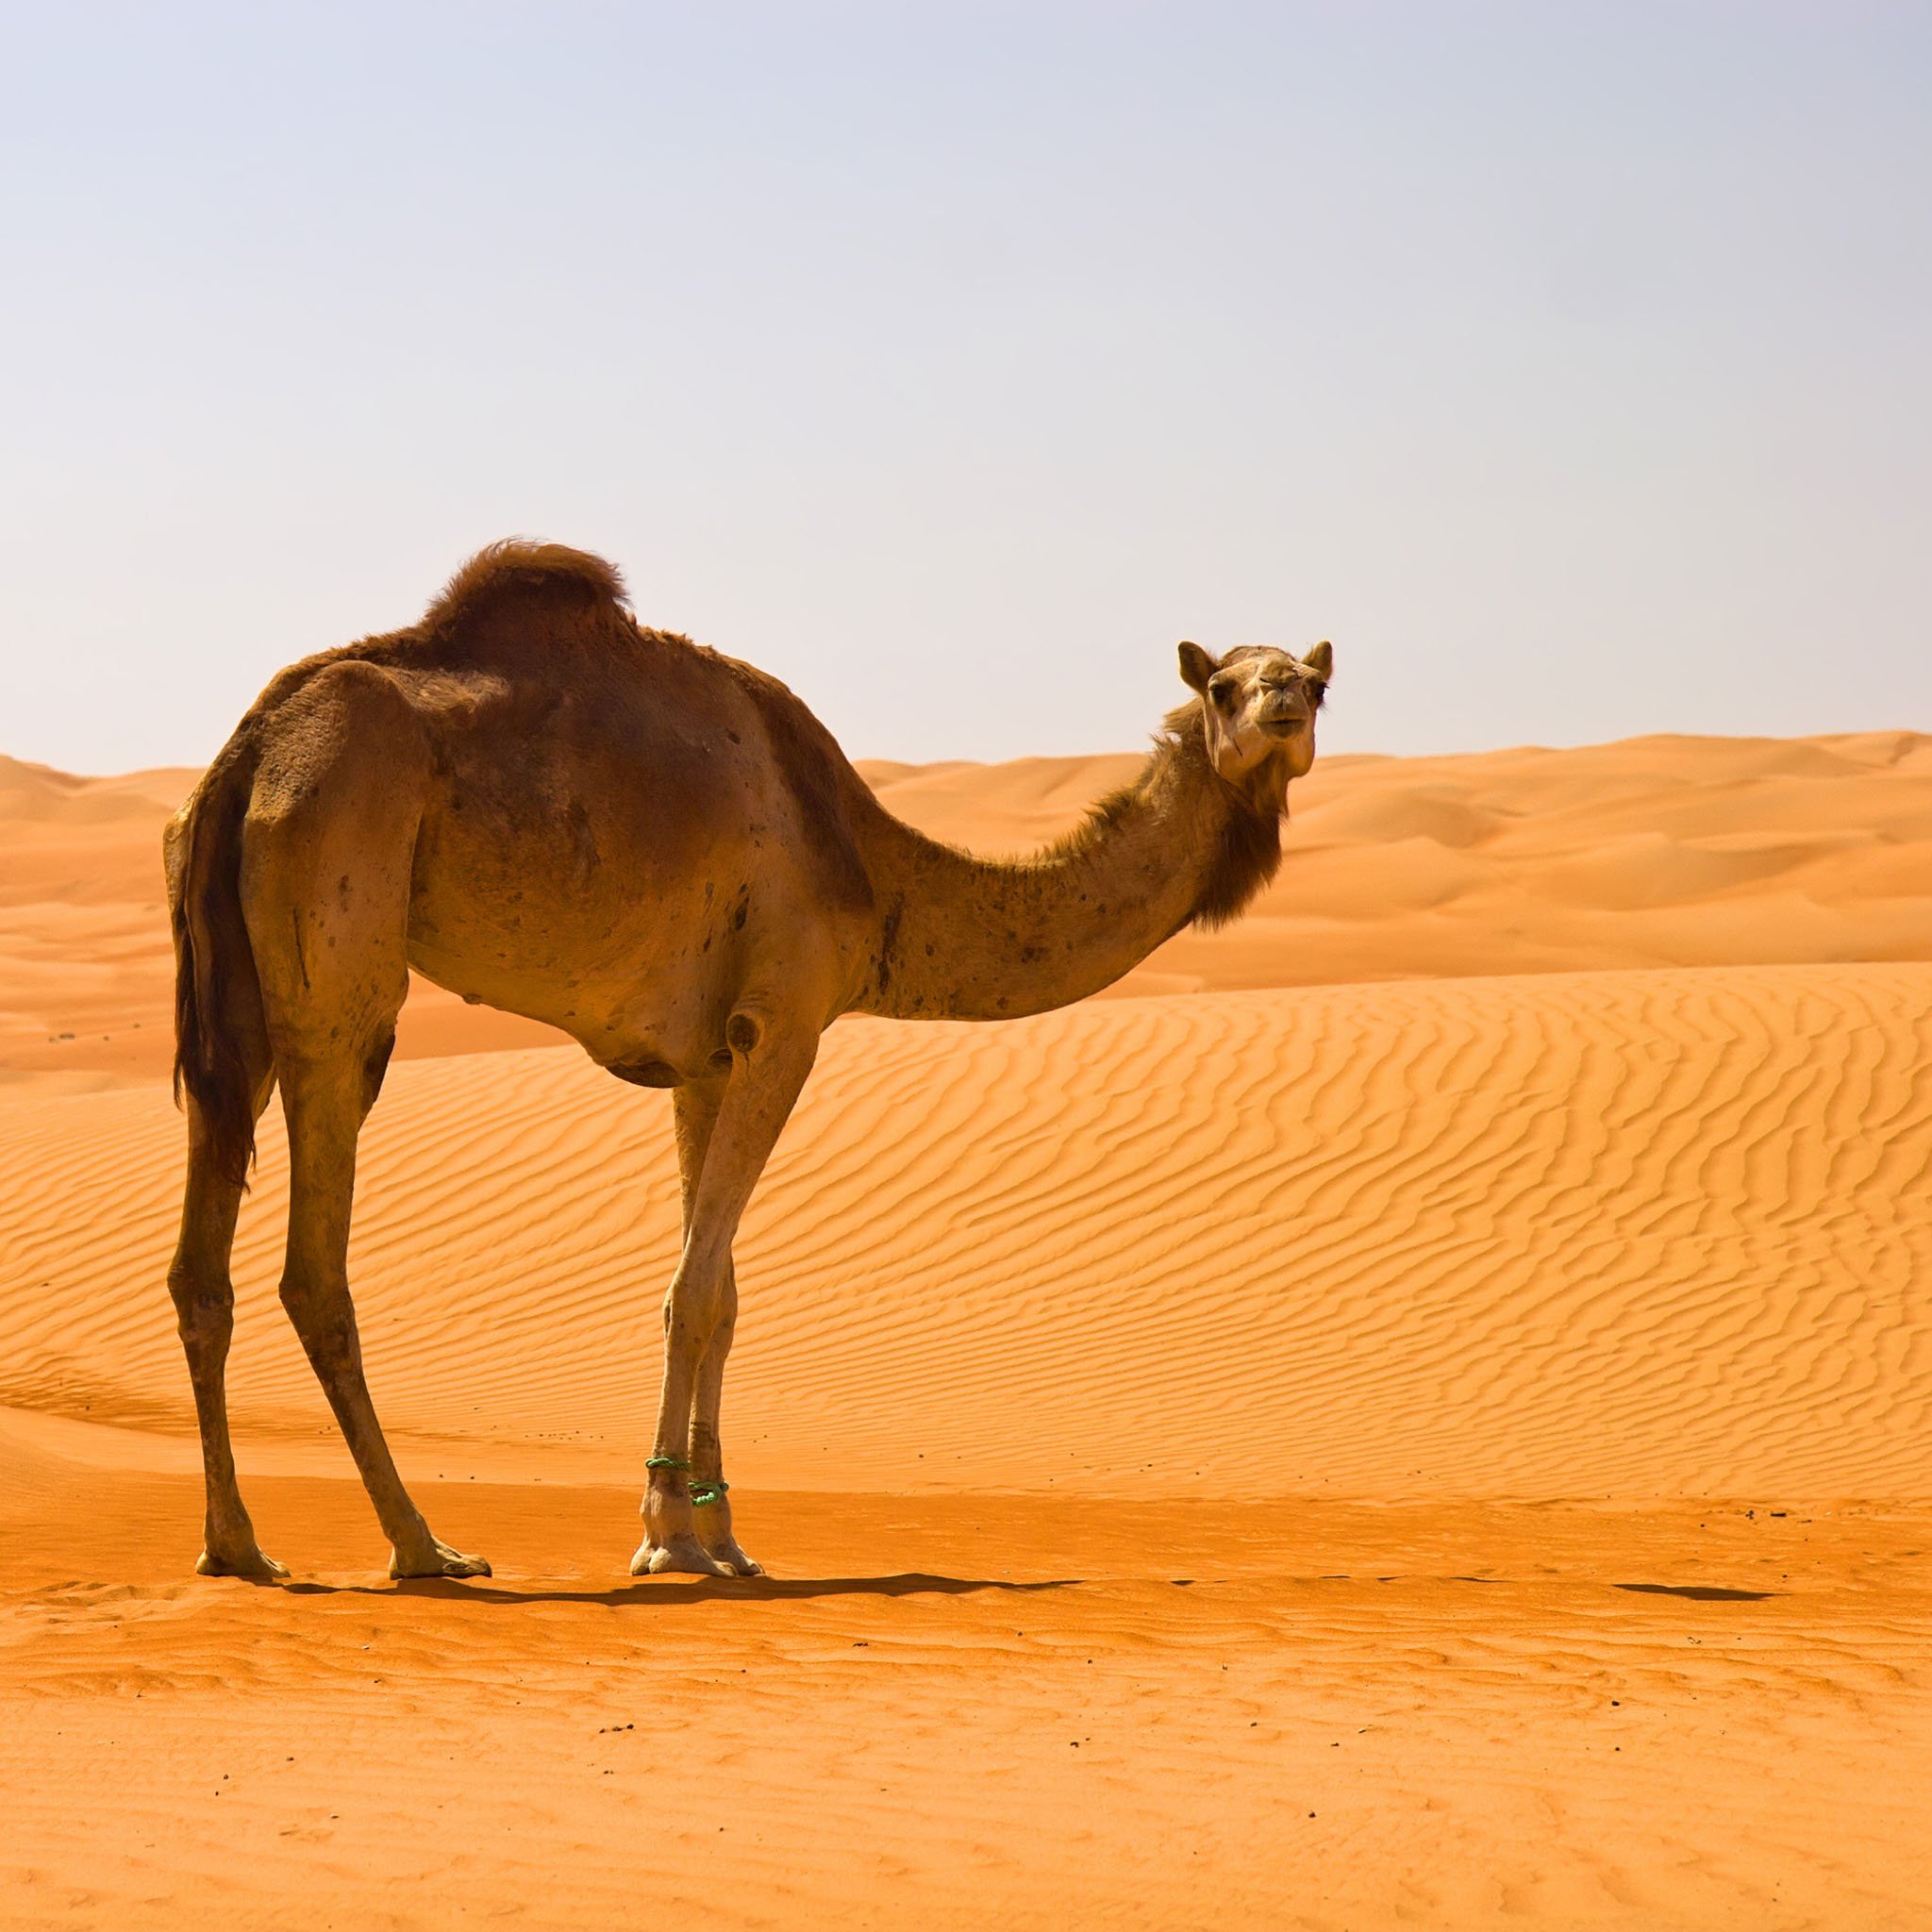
[846,726,1278,1023]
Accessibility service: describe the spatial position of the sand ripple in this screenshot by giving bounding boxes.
[1,964,1924,1501]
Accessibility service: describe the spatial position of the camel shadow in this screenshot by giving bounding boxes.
[282,1572,1081,1607]
[1615,1582,1775,1602]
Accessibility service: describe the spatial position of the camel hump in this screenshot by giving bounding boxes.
[422,540,630,630]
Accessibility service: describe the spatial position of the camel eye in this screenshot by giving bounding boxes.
[1207,675,1239,708]
[1307,678,1327,709]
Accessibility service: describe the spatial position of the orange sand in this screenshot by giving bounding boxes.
[3,732,1930,1927]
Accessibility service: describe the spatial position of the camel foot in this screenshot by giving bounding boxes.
[389,1539,492,1580]
[630,1533,734,1578]
[195,1543,290,1580]
[701,1536,764,1577]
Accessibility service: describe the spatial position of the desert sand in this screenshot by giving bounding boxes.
[3,731,1930,1927]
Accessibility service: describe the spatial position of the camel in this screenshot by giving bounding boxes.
[165,541,1332,1582]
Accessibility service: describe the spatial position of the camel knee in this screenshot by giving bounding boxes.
[665,1308,717,1356]
[278,1274,361,1369]
[662,1275,728,1357]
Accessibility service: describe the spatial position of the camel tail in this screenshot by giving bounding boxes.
[169,752,268,1190]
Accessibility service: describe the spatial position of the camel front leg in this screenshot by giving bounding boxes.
[688,1261,761,1575]
[665,1083,761,1576]
[633,1024,815,1578]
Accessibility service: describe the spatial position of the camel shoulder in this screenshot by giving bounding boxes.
[715,657,876,915]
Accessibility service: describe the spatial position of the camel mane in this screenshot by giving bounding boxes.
[1041,700,1284,932]
[423,541,630,631]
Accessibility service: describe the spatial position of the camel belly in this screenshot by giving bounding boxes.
[403,792,762,1074]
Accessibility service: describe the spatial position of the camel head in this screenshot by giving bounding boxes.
[1177,639,1333,788]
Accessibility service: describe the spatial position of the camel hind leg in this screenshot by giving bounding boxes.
[170,1075,279,1576]
[274,1054,488,1577]
[166,778,279,1578]
[245,660,489,1581]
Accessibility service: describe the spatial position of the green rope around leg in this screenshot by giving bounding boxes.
[645,1456,727,1506]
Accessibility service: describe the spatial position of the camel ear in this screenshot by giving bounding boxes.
[1177,641,1218,695]
[1302,640,1333,680]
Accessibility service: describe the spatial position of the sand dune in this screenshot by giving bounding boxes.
[5,730,1929,1079]
[4,732,1931,1926]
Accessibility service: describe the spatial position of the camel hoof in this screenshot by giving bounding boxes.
[196,1545,290,1580]
[390,1541,492,1580]
[703,1539,765,1577]
[631,1534,734,1578]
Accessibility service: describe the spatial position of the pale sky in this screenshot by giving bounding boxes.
[2,2,1926,774]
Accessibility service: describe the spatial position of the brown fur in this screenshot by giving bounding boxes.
[724,661,875,915]
[421,539,629,632]
[1044,703,1285,933]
